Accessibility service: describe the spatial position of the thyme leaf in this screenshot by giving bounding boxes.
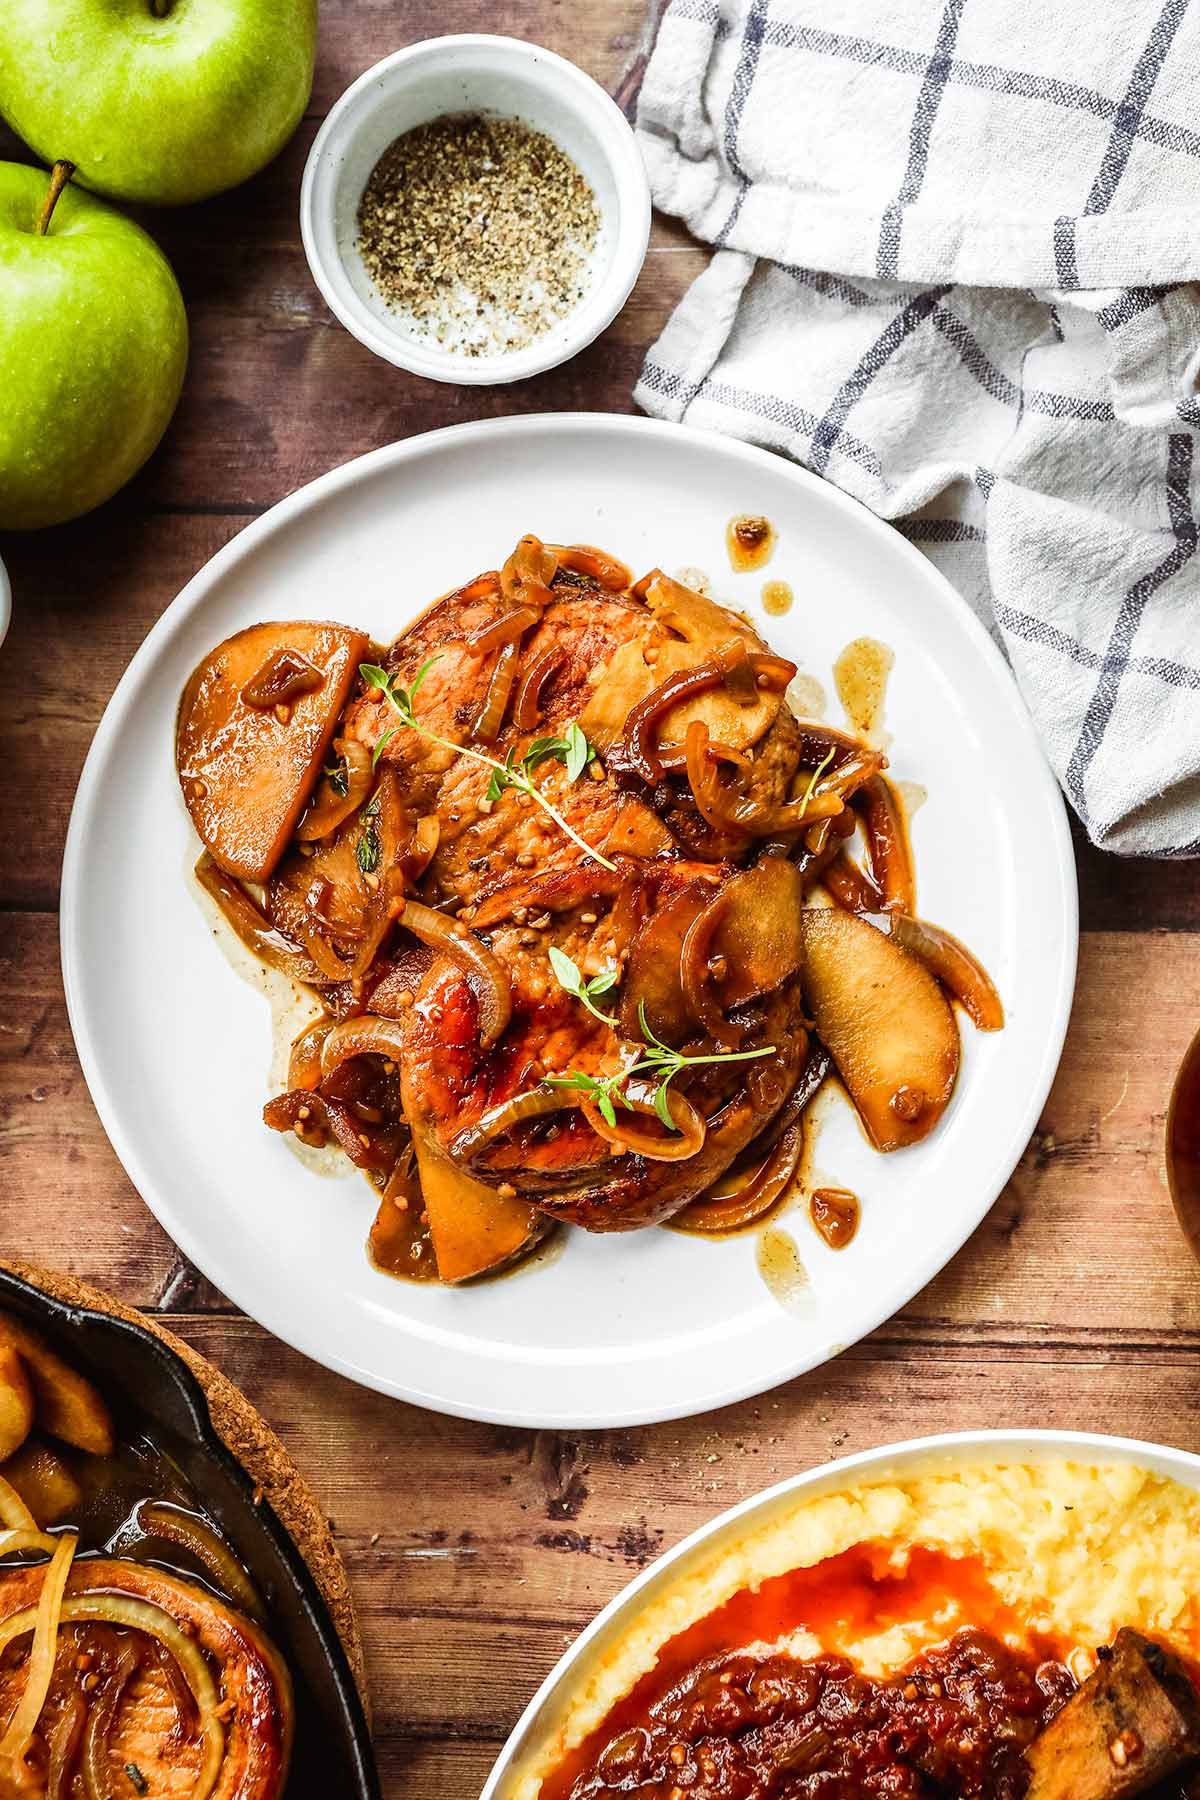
[547,946,619,1025]
[542,964,776,1133]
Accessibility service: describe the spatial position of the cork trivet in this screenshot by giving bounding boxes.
[0,1258,367,1704]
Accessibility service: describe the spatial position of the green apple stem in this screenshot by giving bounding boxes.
[35,162,76,236]
[149,0,173,14]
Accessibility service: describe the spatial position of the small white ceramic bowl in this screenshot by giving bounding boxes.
[300,35,652,386]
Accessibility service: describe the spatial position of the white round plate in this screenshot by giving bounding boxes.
[61,416,1077,1428]
[482,1427,1199,1797]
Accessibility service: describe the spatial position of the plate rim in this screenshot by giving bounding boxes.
[60,413,1079,1428]
[480,1425,1199,1797]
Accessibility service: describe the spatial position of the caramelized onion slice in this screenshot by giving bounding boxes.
[288,1017,333,1091]
[6,1593,226,1800]
[467,604,541,654]
[867,912,1004,1031]
[320,1014,410,1079]
[624,643,795,784]
[264,1089,399,1174]
[582,1086,706,1162]
[677,1117,803,1232]
[822,850,883,913]
[400,900,512,1047]
[551,544,633,590]
[447,1089,578,1162]
[686,719,864,840]
[676,1047,829,1233]
[0,1532,76,1781]
[513,647,564,731]
[472,636,523,743]
[195,853,323,986]
[404,814,441,883]
[296,737,372,841]
[501,533,558,612]
[136,1501,263,1621]
[856,775,915,912]
[0,1529,58,1558]
[680,890,739,1047]
[46,1686,86,1800]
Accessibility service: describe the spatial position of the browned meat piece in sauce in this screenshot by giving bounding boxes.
[180,533,987,1283]
[548,1629,1074,1800]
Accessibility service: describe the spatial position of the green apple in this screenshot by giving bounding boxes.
[0,162,188,530]
[0,0,317,207]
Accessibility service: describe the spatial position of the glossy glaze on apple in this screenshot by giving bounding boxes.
[176,535,1003,1287]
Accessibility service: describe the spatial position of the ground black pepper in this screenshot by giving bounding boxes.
[356,112,601,357]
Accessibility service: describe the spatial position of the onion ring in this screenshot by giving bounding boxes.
[447,1089,579,1162]
[0,1592,226,1800]
[135,1501,264,1621]
[680,890,740,1047]
[513,647,565,731]
[320,1014,410,1078]
[0,1532,77,1781]
[582,1085,707,1162]
[400,900,512,1047]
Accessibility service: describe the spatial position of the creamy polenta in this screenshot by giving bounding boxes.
[502,1459,1200,1800]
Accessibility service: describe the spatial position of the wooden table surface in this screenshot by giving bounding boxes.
[4,5,1200,1796]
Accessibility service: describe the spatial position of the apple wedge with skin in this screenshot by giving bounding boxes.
[177,621,371,885]
[799,908,960,1151]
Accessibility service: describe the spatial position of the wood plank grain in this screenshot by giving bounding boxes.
[144,1310,1200,1789]
[4,918,1199,1340]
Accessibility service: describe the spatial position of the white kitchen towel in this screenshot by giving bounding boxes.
[635,0,1200,855]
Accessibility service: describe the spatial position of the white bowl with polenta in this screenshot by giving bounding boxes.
[487,1431,1200,1800]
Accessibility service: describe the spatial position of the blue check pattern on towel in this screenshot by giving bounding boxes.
[635,0,1200,855]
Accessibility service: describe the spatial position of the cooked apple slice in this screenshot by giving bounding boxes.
[401,1072,545,1284]
[0,1436,82,1524]
[177,620,370,883]
[0,1346,32,1463]
[0,1315,113,1456]
[799,908,959,1150]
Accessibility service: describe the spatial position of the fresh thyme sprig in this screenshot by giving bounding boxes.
[547,946,618,1025]
[543,952,776,1130]
[360,658,616,873]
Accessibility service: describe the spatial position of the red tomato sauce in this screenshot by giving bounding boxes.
[540,1544,1075,1800]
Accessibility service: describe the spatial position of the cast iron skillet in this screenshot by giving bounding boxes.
[0,1264,379,1799]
